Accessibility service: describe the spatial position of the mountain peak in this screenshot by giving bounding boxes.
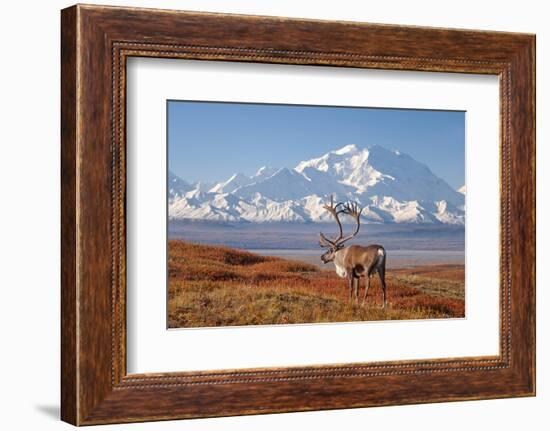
[209,172,253,194]
[332,144,359,155]
[272,167,297,177]
[368,144,394,153]
[253,166,278,179]
[168,171,193,198]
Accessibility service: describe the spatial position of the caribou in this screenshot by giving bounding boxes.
[319,196,388,309]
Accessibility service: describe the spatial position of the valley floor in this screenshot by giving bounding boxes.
[167,240,465,328]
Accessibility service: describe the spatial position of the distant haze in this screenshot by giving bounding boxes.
[168,101,465,190]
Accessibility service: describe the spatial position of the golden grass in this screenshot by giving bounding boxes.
[168,240,465,328]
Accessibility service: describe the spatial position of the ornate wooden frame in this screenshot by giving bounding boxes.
[61,4,535,425]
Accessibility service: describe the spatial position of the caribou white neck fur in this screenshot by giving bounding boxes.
[333,248,349,278]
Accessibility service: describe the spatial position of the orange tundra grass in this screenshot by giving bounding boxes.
[168,240,465,328]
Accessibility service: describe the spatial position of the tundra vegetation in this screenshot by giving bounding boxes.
[167,240,465,328]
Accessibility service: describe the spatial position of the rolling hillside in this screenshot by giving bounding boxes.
[168,240,465,328]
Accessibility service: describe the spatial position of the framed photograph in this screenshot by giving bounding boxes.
[165,101,467,329]
[61,4,535,425]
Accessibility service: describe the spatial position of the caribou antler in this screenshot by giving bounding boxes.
[319,195,363,247]
[319,233,334,248]
[319,195,344,246]
[338,201,363,244]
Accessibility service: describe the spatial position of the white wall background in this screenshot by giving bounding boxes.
[0,1,546,429]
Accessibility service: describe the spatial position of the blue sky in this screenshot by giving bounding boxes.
[168,101,465,189]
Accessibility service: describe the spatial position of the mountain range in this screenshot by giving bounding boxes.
[168,144,465,225]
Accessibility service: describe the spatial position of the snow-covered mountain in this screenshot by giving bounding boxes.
[168,171,194,198]
[168,144,465,225]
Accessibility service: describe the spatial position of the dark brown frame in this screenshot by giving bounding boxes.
[61,4,536,426]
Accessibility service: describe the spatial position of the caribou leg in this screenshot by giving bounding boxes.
[362,275,370,306]
[348,273,354,302]
[353,277,359,303]
[378,267,387,309]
